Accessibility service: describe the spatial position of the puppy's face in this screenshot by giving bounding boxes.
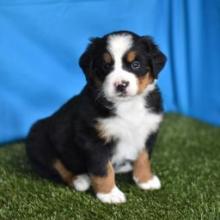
[79,31,166,102]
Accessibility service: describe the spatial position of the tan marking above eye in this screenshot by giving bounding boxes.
[103,52,112,63]
[127,51,136,63]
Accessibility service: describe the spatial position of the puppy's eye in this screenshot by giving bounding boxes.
[103,63,112,71]
[131,61,141,70]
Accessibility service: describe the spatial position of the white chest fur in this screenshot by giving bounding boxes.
[97,94,163,166]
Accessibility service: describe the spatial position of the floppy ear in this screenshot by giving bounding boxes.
[79,37,101,82]
[140,36,167,78]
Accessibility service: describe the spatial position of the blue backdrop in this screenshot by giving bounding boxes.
[0,0,220,143]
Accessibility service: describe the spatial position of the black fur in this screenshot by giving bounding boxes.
[26,31,166,183]
[146,87,163,114]
[26,86,116,181]
[139,36,166,78]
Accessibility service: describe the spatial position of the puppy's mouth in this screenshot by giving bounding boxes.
[117,91,128,97]
[113,91,137,102]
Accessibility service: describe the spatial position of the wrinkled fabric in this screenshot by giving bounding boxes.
[0,0,220,142]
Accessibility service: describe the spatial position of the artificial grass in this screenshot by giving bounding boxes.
[0,114,219,220]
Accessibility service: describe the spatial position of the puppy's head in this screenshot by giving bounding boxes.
[79,31,166,102]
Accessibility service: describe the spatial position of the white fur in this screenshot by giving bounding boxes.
[72,174,91,192]
[103,71,138,101]
[97,83,162,168]
[104,34,138,101]
[107,34,133,64]
[114,161,133,173]
[96,186,126,204]
[133,175,161,190]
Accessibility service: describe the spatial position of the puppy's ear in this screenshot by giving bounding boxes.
[140,36,167,78]
[79,37,102,82]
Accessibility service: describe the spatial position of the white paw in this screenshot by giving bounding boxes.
[72,174,91,192]
[133,175,161,190]
[96,186,126,204]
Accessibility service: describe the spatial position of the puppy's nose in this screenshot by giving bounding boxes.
[115,80,129,93]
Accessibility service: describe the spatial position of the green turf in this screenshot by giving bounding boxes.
[0,114,220,220]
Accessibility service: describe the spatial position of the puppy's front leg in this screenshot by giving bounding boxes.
[91,162,126,204]
[133,150,161,190]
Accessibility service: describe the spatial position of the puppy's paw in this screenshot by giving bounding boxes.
[72,174,91,192]
[96,186,126,204]
[133,175,161,190]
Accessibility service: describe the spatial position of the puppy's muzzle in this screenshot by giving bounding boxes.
[114,80,129,95]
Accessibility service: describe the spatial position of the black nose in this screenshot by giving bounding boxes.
[115,81,129,93]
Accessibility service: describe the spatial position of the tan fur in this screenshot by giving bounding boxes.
[138,73,153,94]
[127,51,136,62]
[95,121,111,144]
[53,159,75,185]
[133,150,152,183]
[103,52,112,63]
[91,162,115,193]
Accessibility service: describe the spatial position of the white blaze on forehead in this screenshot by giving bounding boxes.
[103,34,137,101]
[107,34,133,66]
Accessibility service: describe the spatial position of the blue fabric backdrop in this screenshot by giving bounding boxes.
[0,0,220,143]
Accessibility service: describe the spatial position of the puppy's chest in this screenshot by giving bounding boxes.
[97,98,162,164]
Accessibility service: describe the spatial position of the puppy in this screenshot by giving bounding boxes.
[26,31,166,204]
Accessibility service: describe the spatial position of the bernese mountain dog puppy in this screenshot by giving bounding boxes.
[26,31,166,204]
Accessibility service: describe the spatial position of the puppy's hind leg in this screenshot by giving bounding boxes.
[53,160,91,191]
[26,119,65,183]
